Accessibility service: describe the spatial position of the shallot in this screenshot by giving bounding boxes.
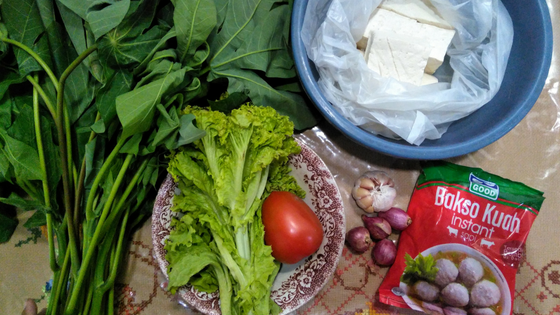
[362,215,391,240]
[378,207,412,231]
[351,171,396,213]
[372,239,397,266]
[345,226,373,253]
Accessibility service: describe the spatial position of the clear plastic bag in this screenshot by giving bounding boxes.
[301,0,514,145]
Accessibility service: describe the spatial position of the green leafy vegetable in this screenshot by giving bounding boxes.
[0,0,319,313]
[0,211,18,243]
[401,253,439,285]
[166,104,303,315]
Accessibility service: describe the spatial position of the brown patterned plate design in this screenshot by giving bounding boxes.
[152,140,346,314]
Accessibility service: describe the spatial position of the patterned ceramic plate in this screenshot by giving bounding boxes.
[152,140,345,315]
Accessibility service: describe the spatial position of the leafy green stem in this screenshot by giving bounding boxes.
[74,113,102,228]
[26,75,57,121]
[65,154,134,315]
[33,73,59,272]
[199,65,211,76]
[99,158,149,239]
[97,206,130,293]
[107,286,115,315]
[0,37,60,90]
[90,226,117,314]
[56,63,82,278]
[49,246,71,315]
[84,136,127,221]
[57,44,98,210]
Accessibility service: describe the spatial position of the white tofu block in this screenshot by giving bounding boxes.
[421,73,439,85]
[363,30,381,74]
[357,8,417,50]
[379,0,453,30]
[368,31,431,85]
[367,34,399,80]
[420,23,455,73]
[361,9,455,74]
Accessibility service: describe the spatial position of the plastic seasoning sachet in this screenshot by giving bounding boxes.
[378,161,544,314]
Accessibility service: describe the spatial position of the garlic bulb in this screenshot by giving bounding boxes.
[351,171,396,213]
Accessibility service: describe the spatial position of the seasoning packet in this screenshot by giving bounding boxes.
[378,161,545,315]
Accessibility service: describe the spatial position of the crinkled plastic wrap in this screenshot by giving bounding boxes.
[301,0,514,145]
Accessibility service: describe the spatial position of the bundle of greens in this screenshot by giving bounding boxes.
[165,105,305,315]
[0,0,316,314]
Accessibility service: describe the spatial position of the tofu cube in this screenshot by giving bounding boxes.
[379,0,453,30]
[367,31,431,85]
[359,8,455,74]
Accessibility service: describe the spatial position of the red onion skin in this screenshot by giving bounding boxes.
[346,226,373,253]
[362,215,392,240]
[378,207,412,231]
[372,239,397,266]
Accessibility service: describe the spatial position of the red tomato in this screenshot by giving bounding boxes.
[261,191,324,264]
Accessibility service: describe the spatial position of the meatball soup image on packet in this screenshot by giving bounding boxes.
[378,161,545,315]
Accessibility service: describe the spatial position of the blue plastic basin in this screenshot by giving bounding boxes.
[291,0,553,159]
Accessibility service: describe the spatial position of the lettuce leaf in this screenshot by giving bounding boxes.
[401,253,439,285]
[165,104,302,315]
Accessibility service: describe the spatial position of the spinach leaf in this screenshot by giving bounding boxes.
[206,0,317,129]
[0,91,12,130]
[134,27,177,75]
[136,59,182,88]
[96,69,133,127]
[152,104,180,149]
[57,0,130,40]
[174,0,217,64]
[0,192,43,210]
[0,22,8,60]
[40,20,95,123]
[36,0,56,30]
[84,137,105,191]
[40,116,61,212]
[210,68,316,129]
[24,209,47,229]
[55,0,87,55]
[56,0,90,19]
[208,90,248,113]
[98,25,168,69]
[0,211,17,243]
[175,114,205,148]
[210,2,286,75]
[0,130,44,181]
[116,67,186,139]
[183,77,208,102]
[7,97,36,148]
[2,0,52,76]
[0,70,25,101]
[119,133,143,155]
[0,148,12,183]
[97,0,162,69]
[87,0,131,40]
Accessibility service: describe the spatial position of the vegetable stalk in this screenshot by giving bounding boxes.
[32,73,59,273]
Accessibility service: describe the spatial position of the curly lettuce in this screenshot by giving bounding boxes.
[164,104,304,315]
